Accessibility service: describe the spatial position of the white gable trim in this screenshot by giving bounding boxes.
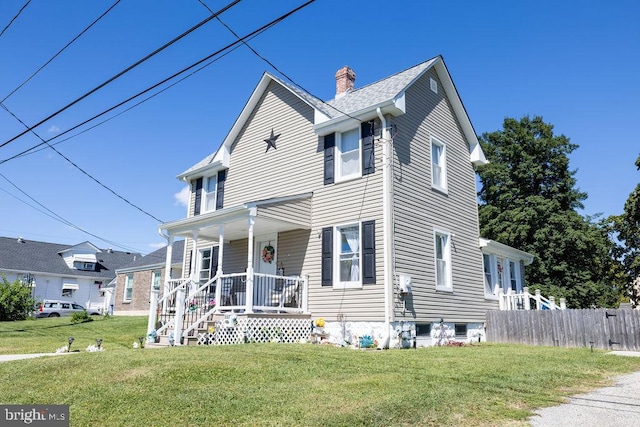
[479,238,534,265]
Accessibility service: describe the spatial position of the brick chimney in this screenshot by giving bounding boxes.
[335,66,356,98]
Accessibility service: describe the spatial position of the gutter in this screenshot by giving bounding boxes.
[377,107,394,346]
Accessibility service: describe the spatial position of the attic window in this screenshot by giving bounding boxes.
[430,78,438,94]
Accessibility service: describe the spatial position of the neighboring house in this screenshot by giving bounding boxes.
[0,236,140,314]
[113,240,184,315]
[153,55,536,347]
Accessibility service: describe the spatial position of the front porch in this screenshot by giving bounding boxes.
[498,287,566,311]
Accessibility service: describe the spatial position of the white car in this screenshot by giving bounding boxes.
[36,300,100,318]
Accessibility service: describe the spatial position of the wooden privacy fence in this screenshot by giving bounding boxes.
[486,309,640,351]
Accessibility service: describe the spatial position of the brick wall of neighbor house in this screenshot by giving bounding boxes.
[113,270,161,314]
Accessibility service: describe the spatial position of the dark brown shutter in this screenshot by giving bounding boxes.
[361,121,375,175]
[362,220,376,284]
[193,178,203,216]
[216,170,226,210]
[321,227,333,286]
[323,133,335,185]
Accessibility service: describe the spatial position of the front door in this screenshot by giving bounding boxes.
[254,235,277,275]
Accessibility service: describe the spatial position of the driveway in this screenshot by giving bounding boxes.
[530,352,640,426]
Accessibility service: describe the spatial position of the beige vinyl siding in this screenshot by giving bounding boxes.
[224,81,319,206]
[391,68,491,323]
[276,229,310,277]
[305,155,386,322]
[257,198,311,228]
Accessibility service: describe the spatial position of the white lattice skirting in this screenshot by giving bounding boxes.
[197,317,313,345]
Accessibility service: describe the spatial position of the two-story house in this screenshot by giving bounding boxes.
[151,56,535,347]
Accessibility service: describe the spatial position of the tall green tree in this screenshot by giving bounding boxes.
[477,116,621,308]
[0,276,37,321]
[611,154,640,304]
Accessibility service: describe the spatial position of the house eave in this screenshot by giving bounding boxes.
[312,98,405,135]
[479,238,534,265]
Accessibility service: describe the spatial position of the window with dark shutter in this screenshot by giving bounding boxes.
[323,133,335,185]
[321,227,333,286]
[362,220,376,284]
[216,170,226,210]
[193,178,203,216]
[361,121,375,175]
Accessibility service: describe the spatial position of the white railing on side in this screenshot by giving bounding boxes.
[498,287,566,311]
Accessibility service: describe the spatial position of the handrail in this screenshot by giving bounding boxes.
[498,288,566,311]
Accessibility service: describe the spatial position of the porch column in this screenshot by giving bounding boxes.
[156,234,173,321]
[190,231,199,294]
[523,287,531,310]
[147,289,159,342]
[173,284,186,346]
[245,214,256,314]
[215,225,224,312]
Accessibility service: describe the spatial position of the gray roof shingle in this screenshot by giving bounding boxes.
[0,236,141,279]
[117,240,184,271]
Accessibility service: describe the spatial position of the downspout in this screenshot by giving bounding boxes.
[377,107,394,347]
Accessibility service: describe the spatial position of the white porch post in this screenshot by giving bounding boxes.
[549,296,556,310]
[245,213,256,314]
[147,289,159,342]
[498,289,505,310]
[215,225,224,312]
[157,234,173,318]
[523,287,531,310]
[173,284,186,346]
[560,298,566,310]
[535,289,542,310]
[301,273,309,313]
[190,231,199,294]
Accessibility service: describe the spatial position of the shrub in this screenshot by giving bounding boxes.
[0,276,37,321]
[71,310,93,324]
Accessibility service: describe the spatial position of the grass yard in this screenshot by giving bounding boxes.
[2,317,640,426]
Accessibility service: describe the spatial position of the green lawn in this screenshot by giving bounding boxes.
[2,317,640,426]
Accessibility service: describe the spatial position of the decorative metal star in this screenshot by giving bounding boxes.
[263,128,280,152]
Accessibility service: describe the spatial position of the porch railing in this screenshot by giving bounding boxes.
[498,287,566,311]
[148,272,308,344]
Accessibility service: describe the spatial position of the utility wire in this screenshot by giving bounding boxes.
[0,101,164,222]
[197,0,360,124]
[0,0,316,164]
[0,0,241,150]
[1,0,122,104]
[0,0,31,39]
[0,172,144,253]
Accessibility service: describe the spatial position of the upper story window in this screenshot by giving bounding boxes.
[336,128,361,181]
[204,175,218,212]
[430,136,447,193]
[434,229,452,291]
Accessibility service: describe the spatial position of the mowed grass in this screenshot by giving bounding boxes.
[1,317,640,426]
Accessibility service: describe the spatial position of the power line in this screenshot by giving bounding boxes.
[1,0,122,104]
[0,172,143,253]
[197,0,360,124]
[0,0,31,39]
[0,0,242,150]
[0,101,164,222]
[0,0,316,164]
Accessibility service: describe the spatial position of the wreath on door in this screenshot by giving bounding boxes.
[262,245,275,263]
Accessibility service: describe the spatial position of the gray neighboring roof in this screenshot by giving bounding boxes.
[0,236,141,279]
[116,240,184,272]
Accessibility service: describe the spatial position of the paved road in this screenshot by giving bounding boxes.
[530,352,640,427]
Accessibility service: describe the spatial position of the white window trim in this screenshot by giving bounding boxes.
[430,135,448,193]
[335,128,362,183]
[203,174,218,213]
[483,254,499,300]
[151,270,162,291]
[333,221,362,289]
[433,228,452,292]
[123,274,133,302]
[197,247,214,283]
[508,260,522,293]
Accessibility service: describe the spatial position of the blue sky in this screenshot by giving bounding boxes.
[0,0,637,255]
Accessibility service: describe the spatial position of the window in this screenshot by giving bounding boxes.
[483,254,498,298]
[204,174,217,212]
[430,77,438,93]
[336,128,361,181]
[434,230,452,290]
[82,262,95,271]
[509,260,520,292]
[62,288,73,298]
[152,270,162,291]
[336,223,360,287]
[124,274,133,301]
[198,248,217,282]
[430,136,447,192]
[321,220,376,288]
